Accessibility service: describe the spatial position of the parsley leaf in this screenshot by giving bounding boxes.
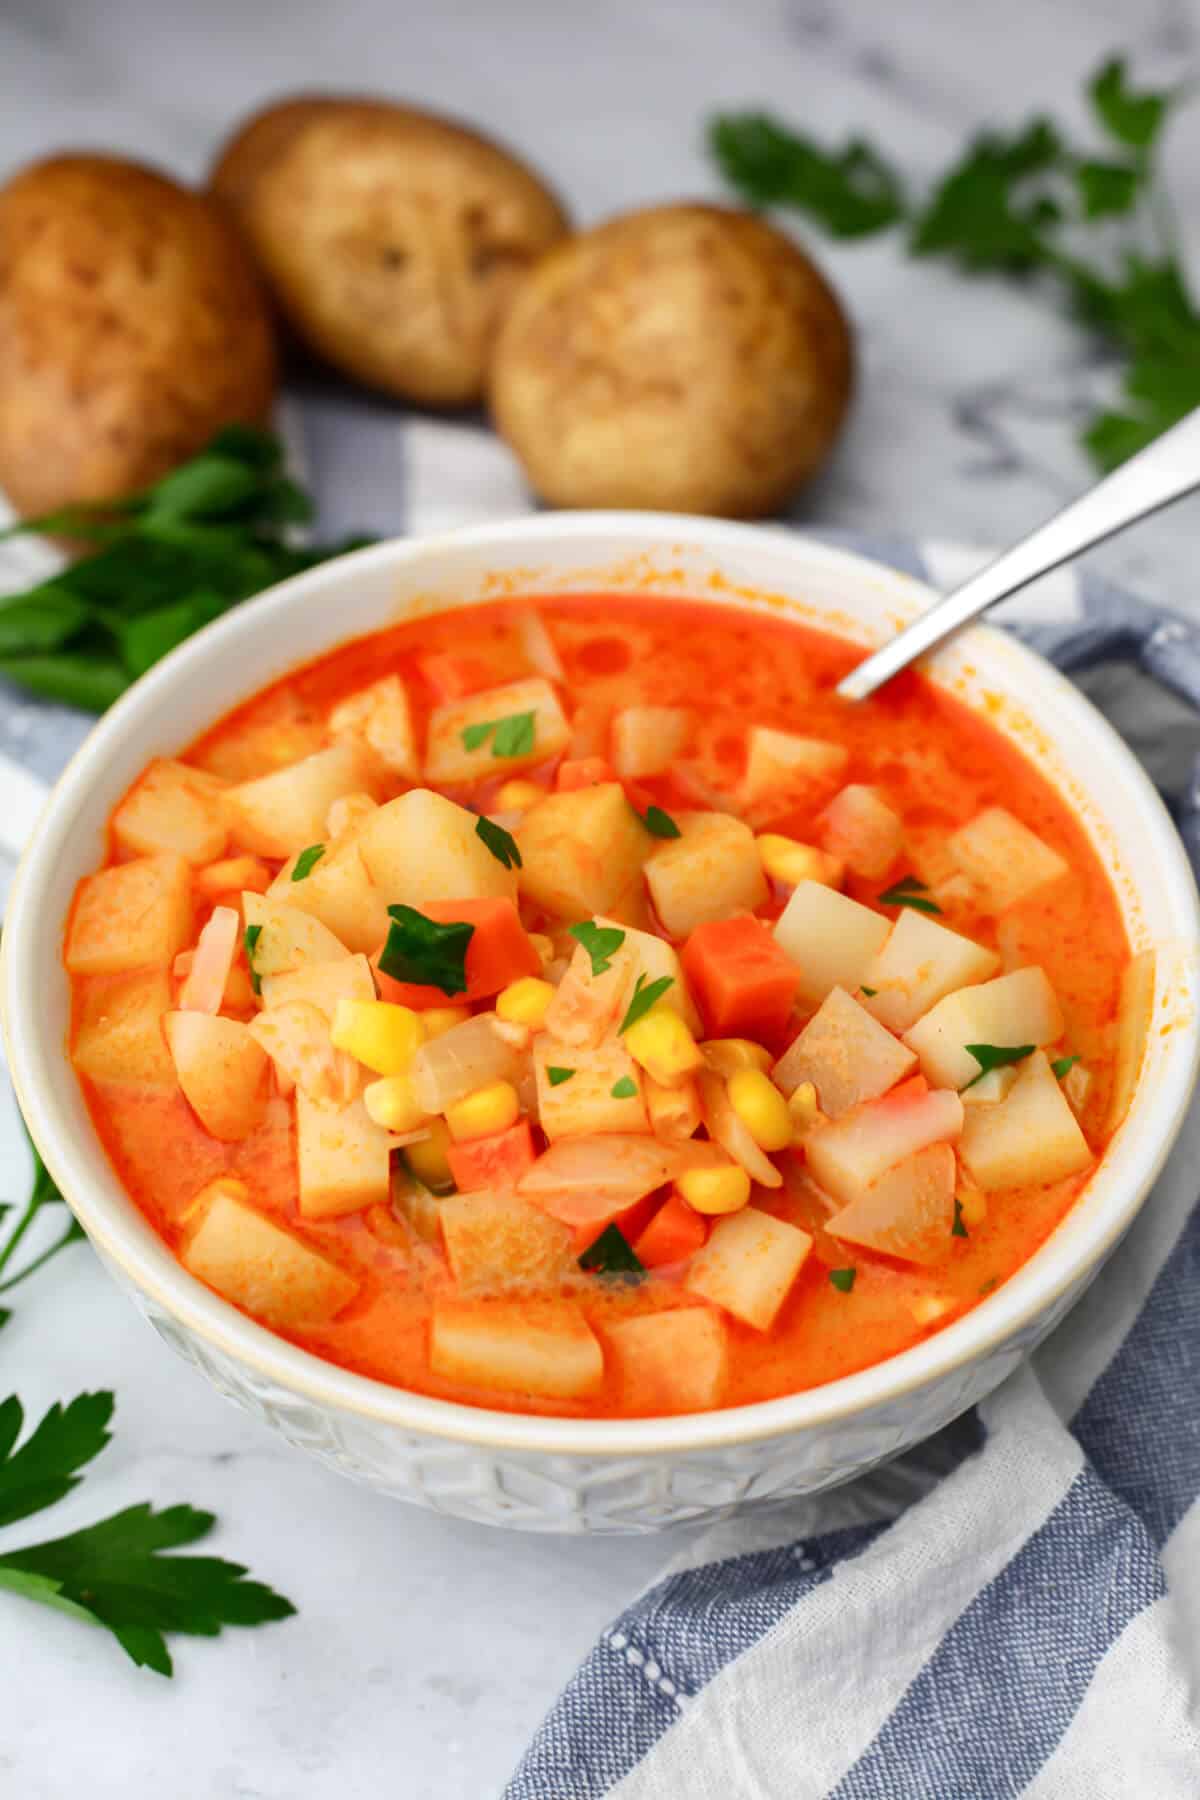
[379,906,475,995]
[952,1198,969,1239]
[461,711,536,758]
[911,118,1065,273]
[0,1121,85,1313]
[1089,56,1168,151]
[0,1391,295,1675]
[547,1066,575,1087]
[1052,1054,1081,1079]
[710,113,906,237]
[619,973,675,1034]
[243,922,263,995]
[578,1225,645,1278]
[639,804,682,840]
[829,1267,857,1293]
[610,1076,638,1099]
[860,986,878,998]
[475,815,522,869]
[963,1042,1035,1088]
[878,875,943,915]
[290,844,325,882]
[568,920,626,976]
[1075,157,1140,219]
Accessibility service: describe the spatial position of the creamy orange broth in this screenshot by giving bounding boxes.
[68,597,1129,1417]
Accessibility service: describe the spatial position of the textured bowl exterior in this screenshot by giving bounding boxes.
[6,514,1198,1534]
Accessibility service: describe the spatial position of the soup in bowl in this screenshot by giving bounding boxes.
[5,516,1197,1531]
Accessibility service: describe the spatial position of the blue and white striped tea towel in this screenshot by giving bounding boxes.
[2,405,1198,1797]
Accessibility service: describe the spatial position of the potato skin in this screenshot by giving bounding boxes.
[210,96,570,408]
[489,203,854,518]
[0,154,277,518]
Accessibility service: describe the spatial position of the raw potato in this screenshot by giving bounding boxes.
[210,96,569,407]
[489,203,853,518]
[0,154,275,518]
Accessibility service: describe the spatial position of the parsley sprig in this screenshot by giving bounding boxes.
[0,1391,295,1675]
[568,920,626,977]
[0,1124,84,1331]
[878,875,942,915]
[712,55,1195,467]
[461,711,536,758]
[379,905,475,995]
[578,1224,644,1278]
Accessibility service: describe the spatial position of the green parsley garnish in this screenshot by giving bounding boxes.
[952,1198,969,1239]
[0,1390,295,1675]
[461,710,536,758]
[639,804,682,839]
[979,1276,999,1296]
[0,1121,84,1326]
[568,920,626,976]
[290,843,325,882]
[709,114,906,238]
[578,1224,645,1279]
[378,905,475,995]
[878,875,942,915]
[547,1066,575,1087]
[1052,1054,1081,1079]
[475,815,522,869]
[860,986,878,998]
[243,922,263,995]
[619,973,675,1034]
[963,1043,1035,1089]
[610,1076,638,1099]
[829,1267,857,1293]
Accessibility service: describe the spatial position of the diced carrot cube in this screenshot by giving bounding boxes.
[556,757,616,793]
[634,1192,708,1268]
[681,915,801,1041]
[374,898,541,1006]
[571,1191,661,1256]
[446,1119,537,1193]
[418,652,496,702]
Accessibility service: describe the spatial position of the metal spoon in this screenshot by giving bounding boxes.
[836,405,1200,701]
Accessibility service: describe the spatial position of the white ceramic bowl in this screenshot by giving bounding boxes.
[5,515,1198,1534]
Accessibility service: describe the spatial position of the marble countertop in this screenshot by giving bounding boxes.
[1,2,1198,1794]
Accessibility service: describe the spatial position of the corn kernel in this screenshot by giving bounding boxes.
[700,1038,773,1077]
[909,1293,955,1327]
[331,998,424,1074]
[420,1005,472,1040]
[756,834,843,890]
[957,1185,988,1229]
[787,1080,823,1141]
[676,1162,751,1215]
[444,1079,521,1142]
[727,1067,792,1152]
[645,1073,702,1142]
[404,1117,455,1190]
[496,976,555,1030]
[497,778,544,811]
[624,1004,703,1087]
[363,1073,428,1134]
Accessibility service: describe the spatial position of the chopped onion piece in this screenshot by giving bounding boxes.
[518,1134,684,1226]
[178,906,240,1014]
[410,1013,524,1113]
[698,1070,783,1189]
[516,608,566,682]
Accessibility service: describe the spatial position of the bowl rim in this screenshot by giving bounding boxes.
[5,510,1199,1458]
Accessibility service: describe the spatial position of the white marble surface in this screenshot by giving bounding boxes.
[1,1,1199,1794]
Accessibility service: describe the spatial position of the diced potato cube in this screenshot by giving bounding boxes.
[295,1091,392,1218]
[645,812,766,939]
[182,1178,358,1326]
[605,1308,728,1410]
[267,841,389,956]
[861,911,1001,1034]
[260,953,375,1020]
[742,727,848,805]
[543,939,636,1048]
[945,807,1069,911]
[111,759,229,864]
[429,1298,603,1398]
[191,690,324,783]
[773,882,890,1008]
[328,674,419,780]
[439,1189,575,1294]
[1109,949,1155,1131]
[66,854,193,975]
[820,785,902,880]
[596,916,703,1036]
[242,894,350,979]
[424,677,569,786]
[516,785,649,921]
[533,1034,647,1138]
[164,1012,269,1141]
[903,965,1064,1089]
[826,1142,956,1264]
[72,969,176,1090]
[686,1206,812,1330]
[611,706,689,779]
[959,1050,1093,1191]
[773,985,916,1115]
[806,1083,964,1204]
[228,743,376,859]
[358,788,517,906]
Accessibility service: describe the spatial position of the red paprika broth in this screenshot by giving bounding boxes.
[64,596,1131,1419]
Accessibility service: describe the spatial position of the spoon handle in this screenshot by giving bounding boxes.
[836,405,1200,701]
